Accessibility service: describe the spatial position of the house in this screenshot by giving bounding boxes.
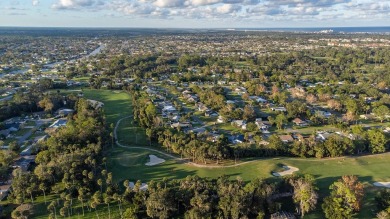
[315,110,332,118]
[162,105,177,113]
[0,129,11,139]
[229,134,245,144]
[360,114,374,120]
[250,96,268,103]
[207,133,221,142]
[231,120,246,128]
[235,87,247,95]
[4,123,20,132]
[217,116,226,123]
[271,107,287,112]
[170,122,192,129]
[292,118,308,126]
[0,184,11,200]
[171,115,181,122]
[197,103,209,112]
[58,108,75,117]
[217,80,227,85]
[316,132,332,141]
[187,96,199,103]
[226,100,235,104]
[292,133,305,141]
[191,127,207,134]
[255,119,271,130]
[279,135,294,143]
[205,110,218,117]
[13,155,36,172]
[49,119,67,128]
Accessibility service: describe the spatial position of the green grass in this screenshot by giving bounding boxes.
[54,88,133,125]
[82,89,132,125]
[25,120,37,126]
[116,118,150,147]
[109,147,390,186]
[14,127,32,136]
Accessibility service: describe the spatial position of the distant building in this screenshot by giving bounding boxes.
[292,118,308,126]
[279,135,294,143]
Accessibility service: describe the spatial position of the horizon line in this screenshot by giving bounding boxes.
[1,25,390,29]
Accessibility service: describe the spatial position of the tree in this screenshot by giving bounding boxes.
[322,175,364,219]
[38,96,54,113]
[243,105,256,121]
[306,94,318,104]
[367,129,387,154]
[327,99,342,111]
[11,204,33,219]
[273,114,287,130]
[375,188,390,214]
[124,207,139,219]
[290,175,318,217]
[146,188,176,219]
[39,183,48,204]
[185,191,213,219]
[373,105,390,123]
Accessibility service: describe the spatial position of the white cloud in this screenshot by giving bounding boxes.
[52,0,102,10]
[215,4,241,13]
[32,0,39,6]
[48,0,390,24]
[190,0,221,6]
[153,0,184,8]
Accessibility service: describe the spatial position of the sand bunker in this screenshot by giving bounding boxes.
[272,165,299,177]
[129,182,148,191]
[87,99,104,108]
[145,155,165,166]
[373,182,390,188]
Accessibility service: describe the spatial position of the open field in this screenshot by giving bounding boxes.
[82,89,133,124]
[116,117,150,147]
[53,88,132,124]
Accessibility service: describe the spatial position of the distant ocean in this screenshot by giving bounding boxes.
[0,26,390,34]
[235,26,390,33]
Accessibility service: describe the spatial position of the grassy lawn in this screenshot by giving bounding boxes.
[82,89,132,125]
[14,127,32,136]
[25,120,36,126]
[54,88,133,125]
[116,117,150,147]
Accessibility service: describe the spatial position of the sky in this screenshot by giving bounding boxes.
[0,0,389,28]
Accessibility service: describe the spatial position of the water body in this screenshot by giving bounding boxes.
[236,26,390,34]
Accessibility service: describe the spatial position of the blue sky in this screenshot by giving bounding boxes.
[0,0,389,28]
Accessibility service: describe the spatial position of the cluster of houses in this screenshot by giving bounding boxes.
[0,108,75,200]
